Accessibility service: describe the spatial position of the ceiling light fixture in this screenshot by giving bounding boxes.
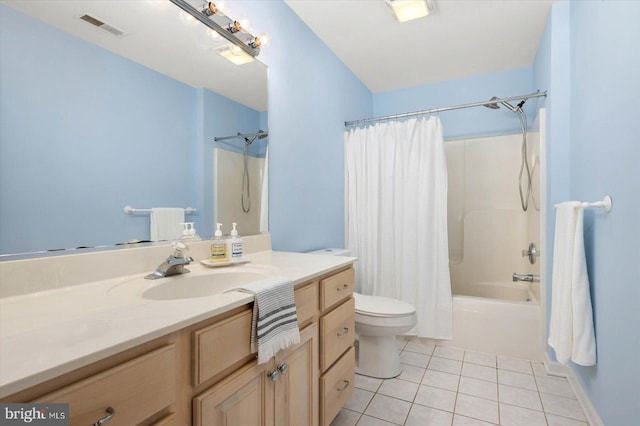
[169,0,266,64]
[385,0,434,23]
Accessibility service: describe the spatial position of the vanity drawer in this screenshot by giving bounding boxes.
[35,345,175,426]
[320,297,355,371]
[193,308,253,386]
[320,268,354,311]
[295,281,319,327]
[320,346,355,426]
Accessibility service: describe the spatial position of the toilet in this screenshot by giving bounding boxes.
[308,248,417,379]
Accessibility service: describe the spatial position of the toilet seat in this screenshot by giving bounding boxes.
[354,293,416,317]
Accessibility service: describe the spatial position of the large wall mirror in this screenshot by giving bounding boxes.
[0,0,268,256]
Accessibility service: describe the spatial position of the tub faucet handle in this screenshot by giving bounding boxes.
[522,243,538,265]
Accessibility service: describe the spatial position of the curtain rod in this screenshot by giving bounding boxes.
[344,90,547,127]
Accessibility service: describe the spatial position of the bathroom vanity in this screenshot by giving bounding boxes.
[0,236,356,426]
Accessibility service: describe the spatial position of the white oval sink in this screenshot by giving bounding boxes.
[108,264,278,301]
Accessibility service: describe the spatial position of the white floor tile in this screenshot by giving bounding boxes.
[498,369,537,391]
[377,378,419,402]
[433,345,465,361]
[404,341,435,355]
[397,364,426,384]
[428,356,463,375]
[405,404,453,426]
[464,350,497,368]
[461,362,497,383]
[396,338,407,351]
[530,362,549,377]
[364,394,411,425]
[356,415,396,426]
[546,414,589,426]
[345,388,375,413]
[535,376,576,399]
[498,384,543,411]
[355,374,384,393]
[540,393,587,421]
[399,351,430,368]
[454,393,499,424]
[414,384,457,412]
[452,414,498,426]
[497,355,533,375]
[421,369,460,391]
[499,403,547,426]
[331,408,361,426]
[458,376,498,401]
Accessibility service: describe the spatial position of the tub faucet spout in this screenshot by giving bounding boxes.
[512,273,540,282]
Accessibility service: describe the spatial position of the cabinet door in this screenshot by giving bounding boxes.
[193,361,274,426]
[274,323,319,426]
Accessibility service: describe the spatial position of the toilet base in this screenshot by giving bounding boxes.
[355,335,402,379]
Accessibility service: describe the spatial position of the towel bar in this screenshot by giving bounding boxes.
[554,196,612,213]
[124,205,196,214]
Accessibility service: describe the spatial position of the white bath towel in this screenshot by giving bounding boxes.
[548,202,596,366]
[230,276,300,364]
[150,208,184,241]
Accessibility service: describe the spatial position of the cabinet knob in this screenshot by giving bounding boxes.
[278,363,289,375]
[90,407,115,426]
[336,380,350,392]
[336,327,350,337]
[268,369,281,382]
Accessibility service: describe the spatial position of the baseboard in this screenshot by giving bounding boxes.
[543,353,604,426]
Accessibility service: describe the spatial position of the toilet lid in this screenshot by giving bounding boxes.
[354,293,416,317]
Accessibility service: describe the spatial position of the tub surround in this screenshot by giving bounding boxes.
[0,234,356,399]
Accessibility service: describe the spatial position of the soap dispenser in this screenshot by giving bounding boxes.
[229,222,243,260]
[210,223,227,263]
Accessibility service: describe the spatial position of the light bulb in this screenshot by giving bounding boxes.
[239,18,252,33]
[258,32,271,47]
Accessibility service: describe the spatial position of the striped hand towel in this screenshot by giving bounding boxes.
[232,276,300,364]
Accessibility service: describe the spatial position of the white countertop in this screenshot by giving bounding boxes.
[0,250,355,398]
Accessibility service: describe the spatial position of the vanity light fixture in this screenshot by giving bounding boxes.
[169,0,265,63]
[385,0,434,23]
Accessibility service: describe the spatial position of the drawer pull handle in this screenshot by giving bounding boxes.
[336,284,349,291]
[337,327,349,337]
[278,363,289,375]
[337,380,350,392]
[90,407,115,426]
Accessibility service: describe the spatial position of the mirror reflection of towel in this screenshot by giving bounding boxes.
[150,208,184,241]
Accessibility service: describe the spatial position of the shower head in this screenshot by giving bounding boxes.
[484,96,501,110]
[257,130,268,139]
[244,130,268,145]
[484,96,525,112]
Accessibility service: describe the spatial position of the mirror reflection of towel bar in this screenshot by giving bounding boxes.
[123,205,196,214]
[554,195,612,213]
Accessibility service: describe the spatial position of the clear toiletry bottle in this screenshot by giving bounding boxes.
[210,223,227,263]
[229,222,243,260]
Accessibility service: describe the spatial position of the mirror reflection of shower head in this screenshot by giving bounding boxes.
[485,96,501,110]
[244,130,268,145]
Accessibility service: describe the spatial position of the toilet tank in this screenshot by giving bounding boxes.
[307,248,350,257]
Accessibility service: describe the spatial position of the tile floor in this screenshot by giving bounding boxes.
[331,340,589,426]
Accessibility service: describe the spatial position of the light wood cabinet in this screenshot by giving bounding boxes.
[4,266,354,426]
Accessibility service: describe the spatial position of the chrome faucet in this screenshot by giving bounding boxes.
[513,273,540,282]
[145,242,194,280]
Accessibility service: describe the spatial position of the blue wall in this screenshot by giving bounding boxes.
[230,1,373,252]
[373,67,536,141]
[534,1,640,423]
[568,1,640,423]
[0,5,260,253]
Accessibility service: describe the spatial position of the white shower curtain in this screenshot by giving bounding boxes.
[345,116,452,339]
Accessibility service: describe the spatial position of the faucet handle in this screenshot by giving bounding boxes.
[171,241,189,258]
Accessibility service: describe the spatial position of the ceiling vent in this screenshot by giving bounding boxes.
[79,14,125,36]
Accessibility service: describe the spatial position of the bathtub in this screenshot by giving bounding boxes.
[446,282,541,360]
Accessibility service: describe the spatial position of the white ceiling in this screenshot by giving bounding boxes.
[2,0,267,111]
[285,0,557,93]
